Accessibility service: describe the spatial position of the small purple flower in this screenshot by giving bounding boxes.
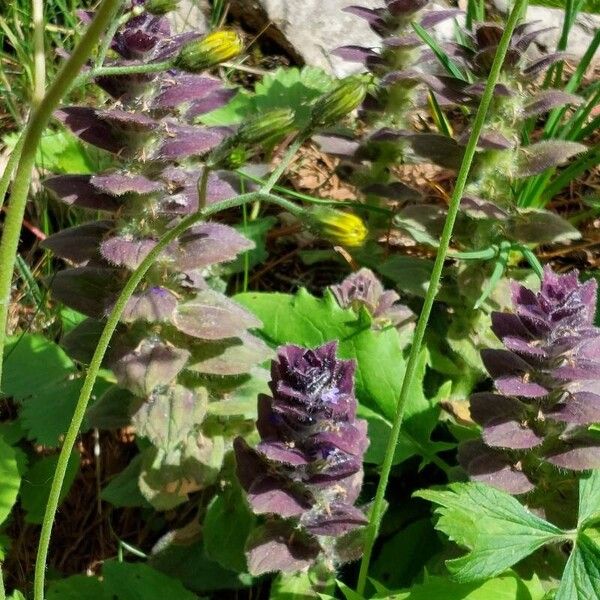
[460,268,600,497]
[234,342,369,574]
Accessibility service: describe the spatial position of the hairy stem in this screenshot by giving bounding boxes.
[355,0,530,594]
[32,0,45,107]
[0,564,4,600]
[0,135,26,212]
[0,0,124,396]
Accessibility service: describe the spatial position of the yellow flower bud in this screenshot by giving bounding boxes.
[310,76,368,127]
[175,29,244,73]
[308,207,368,247]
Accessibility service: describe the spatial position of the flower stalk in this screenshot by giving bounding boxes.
[355,0,530,593]
[0,0,124,392]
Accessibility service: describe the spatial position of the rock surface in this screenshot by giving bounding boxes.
[169,0,209,34]
[492,0,600,61]
[228,0,384,76]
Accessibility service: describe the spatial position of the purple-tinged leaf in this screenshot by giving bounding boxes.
[419,9,463,28]
[491,312,533,342]
[343,5,385,28]
[257,441,309,466]
[483,419,543,450]
[154,125,230,160]
[524,90,582,118]
[363,181,421,201]
[111,339,190,396]
[44,175,121,212]
[475,23,503,48]
[54,107,125,154]
[524,52,571,77]
[386,0,429,16]
[173,290,261,340]
[545,441,600,471]
[152,74,222,109]
[465,82,514,98]
[42,221,111,263]
[121,287,178,323]
[516,141,586,177]
[312,134,359,158]
[187,333,272,376]
[97,108,158,133]
[383,35,421,49]
[51,267,121,318]
[458,440,535,495]
[248,475,310,518]
[508,209,580,244]
[172,222,253,270]
[460,196,508,220]
[408,133,465,169]
[100,236,157,270]
[459,129,515,150]
[245,521,321,575]
[481,349,548,398]
[186,88,238,118]
[90,172,163,196]
[469,392,527,426]
[132,385,207,453]
[301,503,367,536]
[332,45,378,64]
[549,392,600,425]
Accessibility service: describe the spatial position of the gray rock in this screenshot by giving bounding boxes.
[229,0,384,76]
[492,0,600,62]
[169,0,209,34]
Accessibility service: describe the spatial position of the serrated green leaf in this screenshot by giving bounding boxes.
[20,375,111,447]
[204,483,255,573]
[20,451,80,524]
[382,572,546,599]
[416,483,565,582]
[578,469,600,528]
[0,436,20,525]
[555,533,600,600]
[102,560,199,600]
[2,334,74,401]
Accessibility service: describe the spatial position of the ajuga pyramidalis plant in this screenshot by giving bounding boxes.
[234,342,369,575]
[460,268,600,509]
[41,1,291,509]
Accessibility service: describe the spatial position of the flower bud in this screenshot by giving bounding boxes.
[310,76,368,127]
[146,0,180,15]
[175,29,243,73]
[308,207,368,247]
[237,108,296,146]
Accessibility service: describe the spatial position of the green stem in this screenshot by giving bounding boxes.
[75,58,174,87]
[262,133,307,193]
[0,564,5,600]
[354,0,529,594]
[0,135,26,212]
[32,0,46,107]
[0,0,125,394]
[32,181,304,600]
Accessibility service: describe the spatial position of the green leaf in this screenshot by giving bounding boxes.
[555,533,600,600]
[47,575,111,600]
[101,454,150,508]
[271,571,326,599]
[196,90,254,126]
[102,561,199,600]
[0,436,21,525]
[385,572,546,600]
[20,451,80,524]
[415,482,565,581]
[20,375,111,447]
[203,483,255,573]
[578,469,600,528]
[225,217,277,275]
[2,334,74,401]
[236,289,445,466]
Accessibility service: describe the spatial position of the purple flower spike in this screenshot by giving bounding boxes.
[462,268,600,497]
[234,342,369,575]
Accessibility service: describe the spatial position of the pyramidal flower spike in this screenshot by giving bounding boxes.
[460,267,600,497]
[234,342,369,575]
